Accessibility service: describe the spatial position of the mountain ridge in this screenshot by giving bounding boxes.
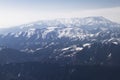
[0,16,119,34]
[0,16,120,65]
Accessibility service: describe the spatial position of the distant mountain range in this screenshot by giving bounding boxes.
[0,16,120,65]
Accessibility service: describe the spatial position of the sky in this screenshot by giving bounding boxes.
[0,0,120,28]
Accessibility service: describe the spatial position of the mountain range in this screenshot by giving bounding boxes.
[0,16,120,65]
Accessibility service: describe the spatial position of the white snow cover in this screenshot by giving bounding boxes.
[26,28,36,38]
[0,16,120,43]
[14,31,22,37]
[62,47,70,51]
[75,47,83,51]
[108,53,112,58]
[83,43,91,48]
[42,27,56,39]
[62,45,83,51]
[112,42,118,45]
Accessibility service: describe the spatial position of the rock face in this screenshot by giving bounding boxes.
[0,16,120,65]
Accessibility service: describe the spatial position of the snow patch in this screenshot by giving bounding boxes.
[108,53,112,58]
[112,42,118,45]
[75,47,83,51]
[42,27,56,39]
[62,45,83,51]
[62,47,70,51]
[17,73,21,77]
[83,43,91,48]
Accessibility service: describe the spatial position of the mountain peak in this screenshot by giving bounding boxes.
[87,16,112,22]
[79,16,113,25]
[0,16,119,35]
[16,16,117,29]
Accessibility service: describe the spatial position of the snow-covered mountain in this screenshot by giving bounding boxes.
[0,16,120,65]
[0,16,120,47]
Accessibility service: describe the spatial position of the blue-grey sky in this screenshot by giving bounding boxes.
[0,0,120,10]
[0,0,120,28]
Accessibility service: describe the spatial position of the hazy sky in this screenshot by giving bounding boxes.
[0,0,120,28]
